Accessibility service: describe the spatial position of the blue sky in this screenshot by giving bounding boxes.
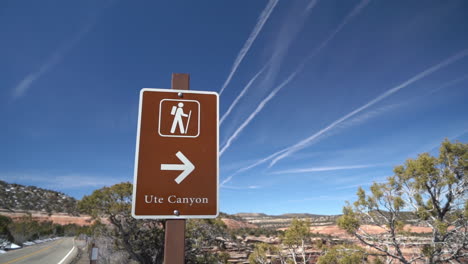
[1,0,468,215]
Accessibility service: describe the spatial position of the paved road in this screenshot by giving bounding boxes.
[0,237,75,264]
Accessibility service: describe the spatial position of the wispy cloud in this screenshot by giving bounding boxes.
[221,147,289,186]
[252,0,320,93]
[260,0,372,89]
[220,1,323,156]
[218,0,279,96]
[220,0,371,170]
[335,183,370,190]
[306,0,319,11]
[11,6,107,99]
[410,127,468,157]
[426,73,468,96]
[302,0,371,64]
[269,48,468,167]
[220,72,299,156]
[1,172,126,189]
[272,164,377,174]
[288,195,353,203]
[220,1,319,129]
[334,176,389,190]
[338,72,468,130]
[220,64,267,125]
[223,48,468,185]
[220,175,235,186]
[221,185,261,190]
[336,103,400,129]
[46,175,123,189]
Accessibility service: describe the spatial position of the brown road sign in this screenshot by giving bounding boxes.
[132,88,219,219]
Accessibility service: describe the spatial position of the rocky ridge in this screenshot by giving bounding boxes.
[234,212,340,229]
[0,180,78,215]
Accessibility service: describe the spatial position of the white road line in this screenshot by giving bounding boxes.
[57,239,75,264]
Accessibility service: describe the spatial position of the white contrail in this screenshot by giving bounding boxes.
[218,0,279,96]
[426,73,468,96]
[220,146,289,187]
[306,0,319,12]
[272,164,376,174]
[219,0,369,159]
[221,185,260,190]
[220,1,320,125]
[220,64,267,125]
[221,47,468,185]
[219,71,299,156]
[269,48,468,167]
[302,0,371,63]
[11,9,105,99]
[220,175,234,186]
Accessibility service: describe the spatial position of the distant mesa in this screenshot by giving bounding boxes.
[234,213,268,218]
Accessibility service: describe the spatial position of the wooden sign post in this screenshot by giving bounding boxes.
[132,73,219,263]
[164,73,189,264]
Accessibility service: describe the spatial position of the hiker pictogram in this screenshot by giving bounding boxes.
[159,99,200,138]
[170,102,191,134]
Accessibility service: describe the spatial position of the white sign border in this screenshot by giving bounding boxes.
[131,88,219,219]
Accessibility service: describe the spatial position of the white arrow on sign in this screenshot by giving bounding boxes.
[161,151,195,184]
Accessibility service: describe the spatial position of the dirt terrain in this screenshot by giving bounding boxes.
[1,210,261,230]
[221,218,258,229]
[0,210,95,226]
[2,210,432,237]
[1,210,441,263]
[307,224,431,238]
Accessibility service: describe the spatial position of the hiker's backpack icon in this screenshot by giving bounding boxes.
[159,99,200,138]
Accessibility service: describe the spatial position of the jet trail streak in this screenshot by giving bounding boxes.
[220,72,298,157]
[269,48,468,167]
[220,65,267,125]
[11,4,111,99]
[219,0,370,160]
[219,0,278,96]
[222,48,468,186]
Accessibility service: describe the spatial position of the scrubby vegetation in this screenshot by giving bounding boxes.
[338,139,468,263]
[231,227,283,238]
[0,180,78,214]
[78,182,232,264]
[0,214,87,246]
[317,244,369,264]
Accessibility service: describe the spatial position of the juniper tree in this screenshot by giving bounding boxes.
[338,139,468,263]
[282,218,312,264]
[79,182,230,264]
[79,182,165,264]
[248,243,272,264]
[317,244,367,264]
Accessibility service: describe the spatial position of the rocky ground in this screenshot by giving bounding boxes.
[234,213,338,229]
[2,210,438,263]
[0,209,95,226]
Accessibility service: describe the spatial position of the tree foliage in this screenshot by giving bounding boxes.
[249,243,274,264]
[79,182,165,264]
[0,215,13,244]
[337,139,468,263]
[186,218,231,264]
[79,182,230,264]
[248,242,288,264]
[317,244,366,264]
[2,214,84,245]
[231,226,282,238]
[281,218,311,264]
